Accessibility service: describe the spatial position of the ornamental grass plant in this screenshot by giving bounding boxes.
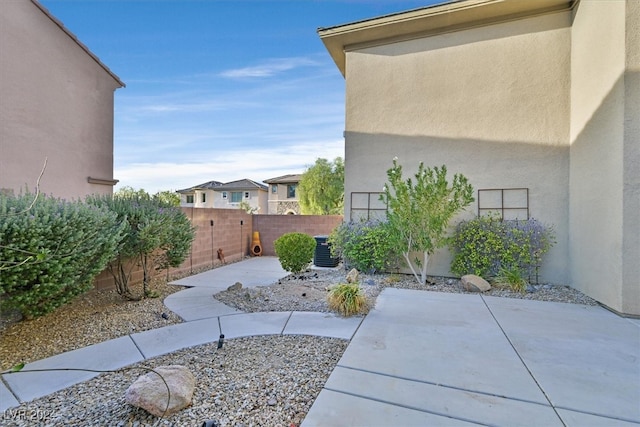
[327,283,368,316]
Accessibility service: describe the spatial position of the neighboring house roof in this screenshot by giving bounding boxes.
[318,0,575,76]
[215,179,268,191]
[31,0,125,88]
[263,174,302,184]
[176,180,224,193]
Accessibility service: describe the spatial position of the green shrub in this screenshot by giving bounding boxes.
[328,219,398,274]
[450,215,555,282]
[327,283,367,316]
[273,232,316,273]
[0,193,126,318]
[87,194,195,299]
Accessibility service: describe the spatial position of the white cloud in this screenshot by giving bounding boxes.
[114,138,344,194]
[219,56,321,79]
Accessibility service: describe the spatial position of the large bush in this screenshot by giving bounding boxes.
[381,159,474,285]
[328,219,398,273]
[0,193,126,318]
[274,232,316,274]
[450,215,555,283]
[87,194,195,299]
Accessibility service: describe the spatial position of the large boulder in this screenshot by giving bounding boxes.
[346,268,359,284]
[125,365,195,417]
[461,275,492,292]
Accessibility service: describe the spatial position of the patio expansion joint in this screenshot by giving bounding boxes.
[1,374,20,404]
[479,295,566,426]
[127,333,149,360]
[347,315,366,341]
[321,385,492,426]
[552,405,640,425]
[280,311,294,335]
[333,365,557,408]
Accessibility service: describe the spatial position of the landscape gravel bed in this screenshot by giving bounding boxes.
[0,280,185,372]
[1,335,347,427]
[1,265,599,426]
[214,267,599,314]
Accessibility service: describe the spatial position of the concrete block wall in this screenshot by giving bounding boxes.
[253,215,344,256]
[94,209,343,290]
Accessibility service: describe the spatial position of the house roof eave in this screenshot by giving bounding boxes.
[215,179,268,191]
[317,0,575,77]
[263,174,303,184]
[31,0,125,88]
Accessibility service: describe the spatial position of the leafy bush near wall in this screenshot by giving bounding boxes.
[449,215,555,282]
[274,232,316,274]
[328,219,399,273]
[0,193,126,318]
[87,194,195,300]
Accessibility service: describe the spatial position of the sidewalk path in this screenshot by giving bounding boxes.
[2,257,638,427]
[1,258,363,411]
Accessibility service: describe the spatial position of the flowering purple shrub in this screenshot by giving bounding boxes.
[450,215,555,283]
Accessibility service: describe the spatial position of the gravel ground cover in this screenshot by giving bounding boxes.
[1,335,347,427]
[215,267,599,314]
[1,264,598,426]
[0,280,184,372]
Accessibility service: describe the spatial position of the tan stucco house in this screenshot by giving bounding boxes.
[178,179,268,213]
[0,0,124,200]
[264,174,302,214]
[177,180,223,208]
[213,179,268,213]
[319,0,639,315]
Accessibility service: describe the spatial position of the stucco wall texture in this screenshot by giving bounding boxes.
[570,0,640,315]
[0,0,122,200]
[334,0,639,314]
[345,12,572,284]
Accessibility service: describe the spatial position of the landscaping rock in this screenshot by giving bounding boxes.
[346,268,359,283]
[125,365,195,417]
[227,282,243,292]
[461,275,491,292]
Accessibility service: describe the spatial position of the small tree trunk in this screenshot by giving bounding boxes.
[107,260,142,301]
[403,251,422,285]
[141,254,149,298]
[420,252,429,285]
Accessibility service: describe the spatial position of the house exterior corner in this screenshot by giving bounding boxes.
[319,0,639,315]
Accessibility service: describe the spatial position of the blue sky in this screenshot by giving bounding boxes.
[41,0,441,194]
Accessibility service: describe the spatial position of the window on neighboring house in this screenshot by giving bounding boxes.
[287,184,297,198]
[231,191,242,203]
[186,195,194,204]
[244,191,250,199]
[222,192,227,199]
[201,193,206,203]
[271,184,277,194]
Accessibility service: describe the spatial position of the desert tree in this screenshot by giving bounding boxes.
[381,158,474,285]
[299,157,344,215]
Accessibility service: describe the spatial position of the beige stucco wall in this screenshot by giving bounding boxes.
[213,189,268,213]
[569,0,639,315]
[344,11,572,283]
[181,189,268,213]
[0,0,121,200]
